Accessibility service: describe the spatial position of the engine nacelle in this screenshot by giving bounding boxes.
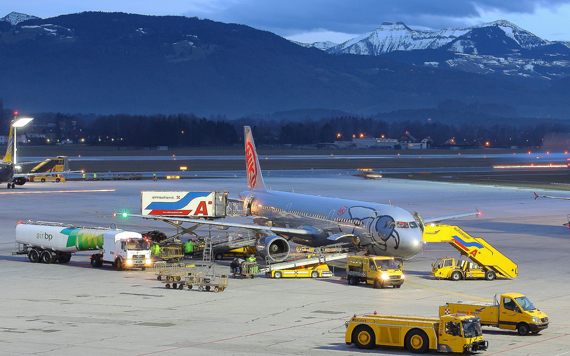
[256,235,290,262]
[13,177,27,186]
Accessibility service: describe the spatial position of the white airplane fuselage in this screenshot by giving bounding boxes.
[239,189,424,259]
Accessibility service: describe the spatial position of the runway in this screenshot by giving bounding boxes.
[1,175,570,355]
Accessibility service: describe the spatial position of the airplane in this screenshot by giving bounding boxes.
[1,124,28,189]
[127,126,478,261]
[534,192,570,200]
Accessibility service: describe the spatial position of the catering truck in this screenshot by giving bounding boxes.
[345,311,488,353]
[13,221,152,270]
[440,293,548,335]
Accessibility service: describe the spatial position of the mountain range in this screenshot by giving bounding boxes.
[299,20,570,88]
[0,11,569,120]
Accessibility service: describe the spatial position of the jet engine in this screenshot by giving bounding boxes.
[255,235,290,262]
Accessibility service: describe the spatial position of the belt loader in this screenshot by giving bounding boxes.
[424,224,517,281]
[345,312,488,353]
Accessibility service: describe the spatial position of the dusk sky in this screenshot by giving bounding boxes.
[3,0,570,43]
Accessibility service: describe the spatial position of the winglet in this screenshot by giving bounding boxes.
[244,126,267,191]
[533,192,539,200]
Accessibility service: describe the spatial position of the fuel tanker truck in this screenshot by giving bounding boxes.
[13,221,152,270]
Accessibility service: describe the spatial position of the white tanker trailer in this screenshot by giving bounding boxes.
[13,221,152,270]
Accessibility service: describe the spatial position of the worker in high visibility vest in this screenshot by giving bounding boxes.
[151,243,161,257]
[246,254,258,274]
[184,240,194,259]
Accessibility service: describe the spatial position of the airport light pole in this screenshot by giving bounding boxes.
[11,115,33,166]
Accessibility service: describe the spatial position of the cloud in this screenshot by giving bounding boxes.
[183,0,570,35]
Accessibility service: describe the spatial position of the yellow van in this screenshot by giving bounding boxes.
[347,256,404,288]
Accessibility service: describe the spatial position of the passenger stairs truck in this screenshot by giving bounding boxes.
[424,224,517,281]
[13,221,152,270]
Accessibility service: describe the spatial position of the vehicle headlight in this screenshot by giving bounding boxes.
[381,273,389,280]
[145,258,152,266]
[401,274,405,279]
[532,317,540,323]
[126,259,133,266]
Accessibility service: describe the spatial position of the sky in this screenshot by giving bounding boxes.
[3,0,570,44]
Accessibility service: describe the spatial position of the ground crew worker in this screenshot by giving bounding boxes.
[151,243,161,257]
[184,240,194,259]
[82,172,86,180]
[153,173,157,181]
[93,172,97,180]
[246,254,258,274]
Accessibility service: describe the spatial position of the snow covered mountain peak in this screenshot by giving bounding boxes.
[323,19,550,55]
[1,11,41,25]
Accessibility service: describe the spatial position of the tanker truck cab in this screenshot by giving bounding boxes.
[91,231,152,270]
[347,256,404,288]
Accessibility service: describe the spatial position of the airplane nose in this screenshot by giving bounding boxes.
[397,230,423,258]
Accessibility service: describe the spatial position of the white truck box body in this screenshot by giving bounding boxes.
[141,190,227,217]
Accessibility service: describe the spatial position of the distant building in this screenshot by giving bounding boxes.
[329,134,431,149]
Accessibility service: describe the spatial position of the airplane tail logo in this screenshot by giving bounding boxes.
[3,125,14,163]
[244,126,267,191]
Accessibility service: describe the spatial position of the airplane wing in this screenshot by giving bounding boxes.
[534,192,570,200]
[422,211,481,224]
[122,213,313,236]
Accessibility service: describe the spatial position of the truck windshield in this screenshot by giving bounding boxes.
[376,259,398,270]
[462,319,483,338]
[125,239,150,251]
[515,296,536,311]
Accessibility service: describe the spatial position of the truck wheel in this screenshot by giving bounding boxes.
[214,286,220,293]
[274,271,282,279]
[28,249,40,263]
[58,253,72,263]
[311,271,319,278]
[517,323,530,336]
[157,276,162,281]
[373,279,383,289]
[405,329,429,353]
[55,178,60,182]
[352,325,375,349]
[215,253,223,260]
[91,255,102,267]
[485,270,496,281]
[41,178,46,182]
[40,250,56,264]
[165,284,171,289]
[450,271,462,281]
[116,258,123,271]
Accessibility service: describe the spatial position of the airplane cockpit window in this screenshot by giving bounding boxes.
[383,221,395,229]
[396,222,409,228]
[409,221,418,228]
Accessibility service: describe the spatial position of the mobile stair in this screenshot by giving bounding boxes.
[423,224,518,279]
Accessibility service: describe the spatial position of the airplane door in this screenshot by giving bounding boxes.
[244,194,255,216]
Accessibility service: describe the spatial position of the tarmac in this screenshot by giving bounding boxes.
[1,175,570,355]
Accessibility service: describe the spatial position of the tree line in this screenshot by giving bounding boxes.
[5,110,570,149]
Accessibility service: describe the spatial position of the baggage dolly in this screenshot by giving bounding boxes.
[186,273,229,292]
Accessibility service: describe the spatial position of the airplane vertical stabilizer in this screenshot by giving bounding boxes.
[3,125,14,163]
[244,126,267,191]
